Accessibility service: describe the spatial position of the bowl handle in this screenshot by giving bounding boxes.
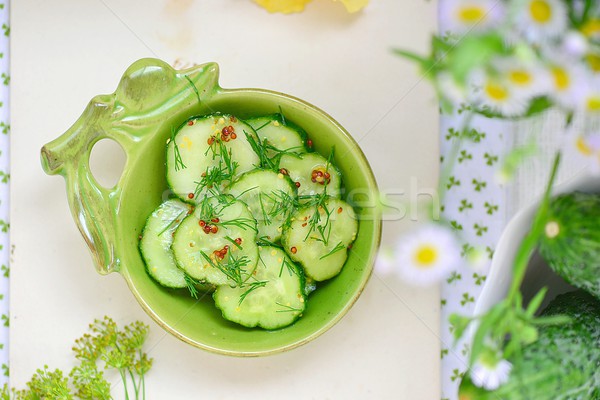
[40,108,128,275]
[40,59,221,275]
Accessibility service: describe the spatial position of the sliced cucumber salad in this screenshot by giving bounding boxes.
[139,111,359,330]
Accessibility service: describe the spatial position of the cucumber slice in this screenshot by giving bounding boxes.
[166,114,260,202]
[139,199,192,288]
[279,152,341,199]
[282,197,358,281]
[245,115,307,157]
[227,169,297,243]
[172,195,259,286]
[213,246,306,329]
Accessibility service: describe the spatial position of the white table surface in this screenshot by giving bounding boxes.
[11,1,440,399]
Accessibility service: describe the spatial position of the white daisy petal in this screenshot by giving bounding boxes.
[545,58,588,110]
[516,0,568,41]
[569,130,600,174]
[561,30,589,58]
[394,224,461,286]
[439,0,506,34]
[471,358,512,391]
[492,57,552,99]
[469,74,530,117]
[374,246,396,276]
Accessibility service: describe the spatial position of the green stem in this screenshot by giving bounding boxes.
[127,368,140,399]
[507,152,561,299]
[119,369,130,400]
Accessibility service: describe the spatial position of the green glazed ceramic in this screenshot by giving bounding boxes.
[40,58,381,356]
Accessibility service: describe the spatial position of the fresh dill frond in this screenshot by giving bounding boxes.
[238,280,269,305]
[258,193,272,225]
[199,251,250,287]
[278,105,287,126]
[275,302,302,313]
[253,120,271,132]
[171,126,187,171]
[244,129,276,170]
[224,235,243,250]
[184,74,202,104]
[217,217,258,232]
[266,189,297,221]
[319,241,346,260]
[184,274,200,299]
[156,210,185,237]
[278,258,298,278]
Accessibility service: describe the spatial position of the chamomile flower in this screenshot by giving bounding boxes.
[471,357,512,390]
[561,30,589,58]
[469,72,529,117]
[439,0,506,34]
[395,224,461,286]
[578,78,600,113]
[570,131,600,173]
[374,246,396,276]
[581,18,600,41]
[516,0,568,41]
[545,59,587,110]
[437,71,468,108]
[493,57,551,99]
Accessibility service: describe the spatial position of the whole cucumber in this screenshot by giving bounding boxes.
[539,192,600,300]
[459,291,600,399]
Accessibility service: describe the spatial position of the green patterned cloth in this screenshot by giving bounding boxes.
[0,0,8,385]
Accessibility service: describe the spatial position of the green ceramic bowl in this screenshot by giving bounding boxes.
[40,58,381,356]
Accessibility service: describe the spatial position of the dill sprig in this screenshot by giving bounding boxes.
[156,210,186,237]
[217,217,258,232]
[200,251,250,287]
[244,129,276,170]
[193,160,235,197]
[301,192,333,245]
[258,193,272,225]
[265,189,297,223]
[278,105,287,126]
[253,120,271,131]
[275,302,302,313]
[238,280,269,305]
[184,274,201,299]
[224,235,243,250]
[171,126,187,171]
[7,317,154,400]
[278,258,298,278]
[319,241,346,260]
[300,148,336,245]
[184,75,202,104]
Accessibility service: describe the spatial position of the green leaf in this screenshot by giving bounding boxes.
[391,48,436,74]
[529,314,572,326]
[447,33,505,83]
[449,313,472,343]
[469,303,505,365]
[525,287,548,317]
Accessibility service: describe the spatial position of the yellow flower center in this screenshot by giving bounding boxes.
[458,6,486,23]
[545,221,560,239]
[582,19,600,37]
[530,0,552,24]
[551,67,570,91]
[587,54,600,72]
[485,82,509,101]
[413,245,438,268]
[576,136,593,156]
[587,96,600,112]
[509,70,532,86]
